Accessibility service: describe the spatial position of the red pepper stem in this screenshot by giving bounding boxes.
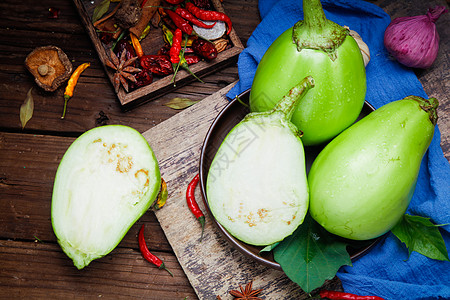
[159,262,174,277]
[198,215,205,240]
[180,35,204,83]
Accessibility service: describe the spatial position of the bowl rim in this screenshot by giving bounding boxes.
[198,88,380,270]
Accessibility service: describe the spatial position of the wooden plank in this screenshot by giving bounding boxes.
[0,132,170,251]
[0,240,196,299]
[142,83,341,299]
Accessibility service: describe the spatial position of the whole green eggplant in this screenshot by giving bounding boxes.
[250,0,366,146]
[308,96,438,240]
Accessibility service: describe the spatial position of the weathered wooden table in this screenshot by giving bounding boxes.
[1,0,448,299]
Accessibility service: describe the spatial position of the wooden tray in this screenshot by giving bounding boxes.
[72,0,244,108]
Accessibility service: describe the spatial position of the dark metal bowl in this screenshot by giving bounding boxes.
[199,88,381,270]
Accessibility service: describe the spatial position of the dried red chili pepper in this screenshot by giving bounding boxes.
[170,28,183,64]
[138,224,173,276]
[184,54,200,65]
[99,32,113,44]
[140,55,173,76]
[165,9,194,35]
[186,174,205,239]
[115,39,136,64]
[192,0,211,10]
[192,38,218,60]
[164,0,185,4]
[175,7,216,29]
[131,69,153,89]
[48,7,60,19]
[319,290,385,300]
[185,2,232,35]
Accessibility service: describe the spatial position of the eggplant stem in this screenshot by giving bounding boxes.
[272,76,315,120]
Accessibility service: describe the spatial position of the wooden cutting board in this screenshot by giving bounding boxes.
[142,83,339,299]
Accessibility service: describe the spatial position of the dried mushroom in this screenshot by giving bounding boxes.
[25,45,73,92]
[114,0,142,29]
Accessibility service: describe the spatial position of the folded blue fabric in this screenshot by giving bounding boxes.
[227,1,450,299]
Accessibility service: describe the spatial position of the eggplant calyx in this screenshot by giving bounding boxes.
[292,0,348,61]
[405,96,439,125]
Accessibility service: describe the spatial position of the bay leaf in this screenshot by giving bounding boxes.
[273,214,351,293]
[164,97,200,110]
[391,214,449,261]
[92,0,110,23]
[20,87,34,129]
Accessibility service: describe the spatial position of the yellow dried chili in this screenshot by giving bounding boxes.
[62,62,90,119]
[130,33,144,58]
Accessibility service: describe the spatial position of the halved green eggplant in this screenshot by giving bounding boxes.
[51,125,161,269]
[206,76,314,246]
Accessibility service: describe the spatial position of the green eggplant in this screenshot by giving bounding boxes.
[52,125,161,269]
[207,76,314,246]
[250,0,366,146]
[308,96,438,240]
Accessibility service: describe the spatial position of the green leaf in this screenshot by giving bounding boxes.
[391,214,449,261]
[164,97,200,110]
[260,242,279,254]
[274,214,351,293]
[92,0,110,23]
[20,88,34,129]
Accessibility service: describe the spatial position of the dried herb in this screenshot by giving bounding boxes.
[20,88,34,129]
[92,0,110,23]
[229,280,263,300]
[164,97,199,110]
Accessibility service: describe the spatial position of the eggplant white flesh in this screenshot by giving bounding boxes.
[51,125,161,269]
[207,76,314,246]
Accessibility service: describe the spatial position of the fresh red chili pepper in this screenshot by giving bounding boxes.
[192,38,218,60]
[185,2,232,35]
[159,44,194,56]
[161,24,204,84]
[319,290,385,300]
[140,55,173,76]
[186,174,205,240]
[175,7,216,29]
[138,224,173,276]
[184,54,200,65]
[170,28,183,64]
[164,0,185,4]
[165,9,194,35]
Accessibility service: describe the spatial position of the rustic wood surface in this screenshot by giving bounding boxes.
[0,0,448,299]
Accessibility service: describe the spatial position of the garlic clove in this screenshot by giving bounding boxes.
[345,26,370,67]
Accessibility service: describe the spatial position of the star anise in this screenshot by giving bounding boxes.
[229,280,263,300]
[105,48,141,93]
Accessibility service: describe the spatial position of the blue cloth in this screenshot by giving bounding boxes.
[226,1,450,299]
